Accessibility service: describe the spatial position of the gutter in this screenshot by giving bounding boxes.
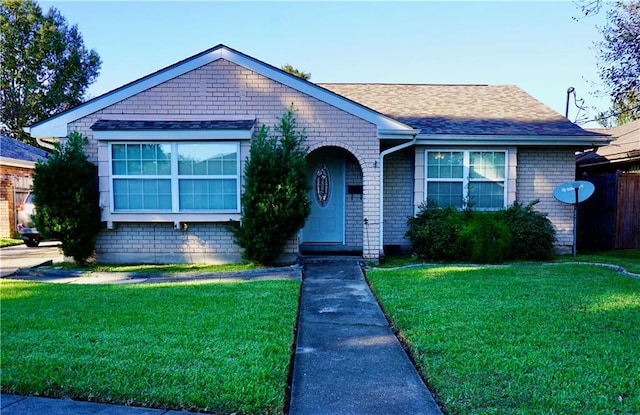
[378,133,418,257]
[22,127,58,150]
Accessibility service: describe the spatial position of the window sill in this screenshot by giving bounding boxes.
[102,212,241,229]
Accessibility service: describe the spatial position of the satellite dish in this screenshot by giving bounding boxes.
[553,181,595,204]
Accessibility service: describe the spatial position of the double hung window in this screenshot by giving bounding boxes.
[111,142,239,213]
[425,150,507,210]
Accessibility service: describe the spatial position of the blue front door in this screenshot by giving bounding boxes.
[302,152,344,243]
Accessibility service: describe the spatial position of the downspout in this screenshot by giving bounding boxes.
[36,137,57,151]
[378,135,417,257]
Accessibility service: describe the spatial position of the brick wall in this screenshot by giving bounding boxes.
[383,148,413,250]
[0,165,34,238]
[70,59,381,263]
[516,148,575,252]
[345,153,363,249]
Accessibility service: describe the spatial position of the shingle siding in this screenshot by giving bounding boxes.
[70,59,380,263]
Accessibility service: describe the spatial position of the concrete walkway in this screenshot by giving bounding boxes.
[1,258,443,414]
[289,257,443,415]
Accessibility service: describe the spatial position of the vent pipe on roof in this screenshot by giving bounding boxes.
[565,87,575,118]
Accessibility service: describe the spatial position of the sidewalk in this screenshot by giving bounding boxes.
[289,257,443,415]
[1,394,195,415]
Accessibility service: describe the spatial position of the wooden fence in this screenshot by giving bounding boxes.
[578,172,640,250]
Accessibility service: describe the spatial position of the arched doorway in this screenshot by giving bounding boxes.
[300,147,363,254]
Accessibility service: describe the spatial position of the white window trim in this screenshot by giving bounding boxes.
[424,149,509,210]
[108,141,241,214]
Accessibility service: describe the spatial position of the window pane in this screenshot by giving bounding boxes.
[224,195,237,210]
[112,144,126,159]
[470,151,505,180]
[469,182,504,209]
[427,182,463,208]
[113,179,171,211]
[426,151,463,179]
[178,143,238,176]
[112,161,126,175]
[142,144,156,159]
[126,144,141,159]
[142,161,157,175]
[223,155,237,175]
[127,161,142,175]
[128,194,143,210]
[179,178,237,210]
[158,144,171,160]
[157,161,171,175]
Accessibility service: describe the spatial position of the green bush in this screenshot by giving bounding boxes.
[498,200,556,260]
[456,212,512,263]
[406,200,557,263]
[405,203,465,261]
[32,131,101,265]
[231,107,310,265]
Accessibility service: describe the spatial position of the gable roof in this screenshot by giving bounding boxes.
[320,83,604,138]
[25,44,415,139]
[577,119,640,167]
[0,135,50,167]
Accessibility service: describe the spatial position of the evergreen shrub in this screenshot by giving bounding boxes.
[32,131,101,265]
[231,107,310,265]
[498,200,556,260]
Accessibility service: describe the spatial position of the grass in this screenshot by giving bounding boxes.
[41,262,263,274]
[0,238,23,248]
[367,263,640,415]
[557,249,640,274]
[0,279,300,414]
[376,249,640,275]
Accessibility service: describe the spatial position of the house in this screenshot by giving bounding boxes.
[24,44,609,263]
[0,135,50,238]
[576,120,640,249]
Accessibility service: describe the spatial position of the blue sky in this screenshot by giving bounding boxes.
[40,1,612,127]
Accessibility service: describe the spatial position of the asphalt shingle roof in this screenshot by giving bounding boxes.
[91,119,255,131]
[0,134,50,162]
[577,119,640,165]
[320,83,600,136]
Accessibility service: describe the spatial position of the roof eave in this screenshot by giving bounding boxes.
[27,44,414,138]
[0,156,37,169]
[415,133,612,147]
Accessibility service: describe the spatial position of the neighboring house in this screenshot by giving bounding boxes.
[0,135,50,238]
[576,120,640,249]
[24,44,608,263]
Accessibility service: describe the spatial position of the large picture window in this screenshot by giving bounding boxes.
[425,150,507,210]
[111,142,239,212]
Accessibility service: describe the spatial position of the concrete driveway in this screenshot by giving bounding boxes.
[0,241,64,277]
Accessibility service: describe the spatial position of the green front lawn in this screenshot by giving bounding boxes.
[558,249,640,274]
[368,264,640,414]
[0,279,300,414]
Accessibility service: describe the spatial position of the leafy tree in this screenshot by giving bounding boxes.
[33,131,101,265]
[595,1,640,125]
[232,107,311,265]
[281,64,311,80]
[0,0,101,145]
